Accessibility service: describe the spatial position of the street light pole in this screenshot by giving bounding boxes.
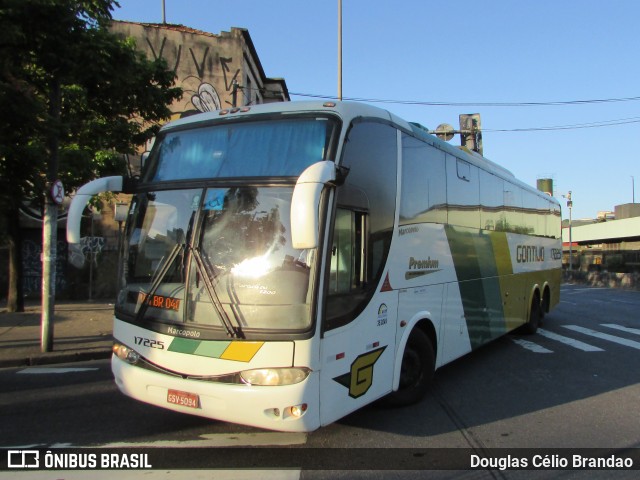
[563,191,573,272]
[41,77,61,353]
[632,175,635,204]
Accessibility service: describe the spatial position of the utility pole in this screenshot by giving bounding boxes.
[41,77,62,352]
[563,191,573,272]
[41,192,56,352]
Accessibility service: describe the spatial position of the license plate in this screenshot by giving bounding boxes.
[167,389,200,409]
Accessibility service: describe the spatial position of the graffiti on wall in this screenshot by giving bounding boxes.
[191,83,220,112]
[68,236,105,269]
[144,36,242,116]
[22,238,68,295]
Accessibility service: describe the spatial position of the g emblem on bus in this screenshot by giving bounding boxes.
[333,346,386,399]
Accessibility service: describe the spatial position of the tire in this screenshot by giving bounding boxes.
[382,327,435,407]
[519,294,542,335]
[541,288,551,319]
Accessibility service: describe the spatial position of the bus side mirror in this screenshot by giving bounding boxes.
[66,176,124,244]
[291,161,337,249]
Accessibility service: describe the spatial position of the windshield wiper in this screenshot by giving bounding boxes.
[135,242,184,323]
[131,241,244,338]
[192,248,244,339]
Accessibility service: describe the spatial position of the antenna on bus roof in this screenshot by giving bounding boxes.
[409,122,429,132]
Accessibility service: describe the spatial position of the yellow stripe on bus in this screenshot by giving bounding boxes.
[220,341,265,362]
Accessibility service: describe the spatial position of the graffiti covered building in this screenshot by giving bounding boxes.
[109,21,290,120]
[75,22,290,298]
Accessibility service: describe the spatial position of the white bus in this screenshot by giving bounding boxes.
[67,101,561,432]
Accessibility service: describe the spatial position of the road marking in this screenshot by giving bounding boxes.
[511,338,553,353]
[602,324,640,336]
[537,329,604,352]
[562,325,640,350]
[17,367,99,375]
[610,299,637,305]
[562,287,608,294]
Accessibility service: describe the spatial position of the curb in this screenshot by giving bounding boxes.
[0,348,112,369]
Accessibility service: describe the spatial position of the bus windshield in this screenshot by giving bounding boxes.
[143,116,337,182]
[117,186,316,335]
[115,115,339,336]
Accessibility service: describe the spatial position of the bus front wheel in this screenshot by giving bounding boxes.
[384,327,435,407]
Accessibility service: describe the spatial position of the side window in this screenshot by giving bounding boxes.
[479,170,504,231]
[400,134,447,225]
[447,155,480,229]
[328,208,366,294]
[550,201,562,239]
[456,159,471,181]
[521,191,539,236]
[325,121,397,331]
[503,182,524,234]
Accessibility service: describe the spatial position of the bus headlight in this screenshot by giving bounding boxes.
[240,367,310,386]
[113,342,140,365]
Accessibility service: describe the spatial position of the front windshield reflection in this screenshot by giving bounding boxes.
[117,186,314,334]
[188,187,313,331]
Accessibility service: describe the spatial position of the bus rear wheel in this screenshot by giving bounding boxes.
[383,327,435,407]
[519,293,542,335]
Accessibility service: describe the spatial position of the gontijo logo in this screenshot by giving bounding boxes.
[516,245,544,263]
[333,347,387,398]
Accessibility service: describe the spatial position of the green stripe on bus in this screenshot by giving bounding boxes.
[445,226,508,349]
[168,337,233,357]
[167,338,264,362]
[194,341,232,358]
[168,337,201,354]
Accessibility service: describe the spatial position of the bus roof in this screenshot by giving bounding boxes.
[160,100,404,132]
[159,101,558,206]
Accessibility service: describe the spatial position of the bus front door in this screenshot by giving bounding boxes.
[318,290,398,426]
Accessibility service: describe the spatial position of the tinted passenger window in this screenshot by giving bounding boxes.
[479,170,504,231]
[447,155,480,229]
[400,134,447,225]
[325,121,398,331]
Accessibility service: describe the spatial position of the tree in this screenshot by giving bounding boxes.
[0,0,182,312]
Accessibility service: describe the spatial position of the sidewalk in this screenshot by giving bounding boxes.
[0,300,114,368]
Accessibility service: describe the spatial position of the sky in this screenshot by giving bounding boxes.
[112,0,640,221]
